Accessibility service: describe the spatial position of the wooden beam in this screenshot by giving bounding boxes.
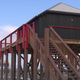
[64,39,80,44]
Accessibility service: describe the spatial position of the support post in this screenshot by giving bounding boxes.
[5,51,8,80]
[22,24,29,80]
[1,53,3,80]
[31,35,37,80]
[4,39,9,80]
[11,49,16,80]
[17,50,21,80]
[24,49,28,80]
[44,28,50,80]
[40,64,44,80]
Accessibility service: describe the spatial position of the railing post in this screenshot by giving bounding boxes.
[23,24,29,80]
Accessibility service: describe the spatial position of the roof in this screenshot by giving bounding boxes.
[28,3,80,24]
[49,3,80,14]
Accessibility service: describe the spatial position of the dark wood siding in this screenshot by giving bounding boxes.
[35,12,80,39]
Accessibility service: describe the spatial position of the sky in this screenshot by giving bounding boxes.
[0,0,80,39]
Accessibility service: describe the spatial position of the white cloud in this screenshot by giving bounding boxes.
[0,25,17,40]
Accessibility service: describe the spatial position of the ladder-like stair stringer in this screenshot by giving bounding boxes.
[49,27,80,80]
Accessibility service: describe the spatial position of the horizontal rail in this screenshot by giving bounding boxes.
[1,26,22,42]
[49,26,80,30]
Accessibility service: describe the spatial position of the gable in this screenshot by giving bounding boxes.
[49,3,80,14]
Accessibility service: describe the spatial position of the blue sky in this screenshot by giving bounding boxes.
[0,0,80,39]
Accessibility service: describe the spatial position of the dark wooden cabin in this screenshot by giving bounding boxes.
[28,3,80,40]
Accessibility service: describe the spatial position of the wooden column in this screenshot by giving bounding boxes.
[31,35,37,80]
[40,64,44,80]
[1,53,3,80]
[11,49,16,80]
[44,28,50,80]
[5,51,8,80]
[24,49,28,80]
[32,48,37,80]
[17,51,21,80]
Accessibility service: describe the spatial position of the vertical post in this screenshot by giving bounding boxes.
[14,50,16,80]
[16,30,21,80]
[14,52,16,80]
[31,32,37,80]
[17,50,21,80]
[32,51,37,80]
[5,39,8,80]
[5,50,8,80]
[11,49,16,80]
[44,28,49,80]
[28,24,37,80]
[10,48,16,80]
[1,53,3,80]
[22,24,29,80]
[0,41,3,80]
[10,34,16,80]
[24,49,28,80]
[40,64,44,80]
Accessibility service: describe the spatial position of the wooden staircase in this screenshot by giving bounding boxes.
[47,27,80,80]
[28,26,80,80]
